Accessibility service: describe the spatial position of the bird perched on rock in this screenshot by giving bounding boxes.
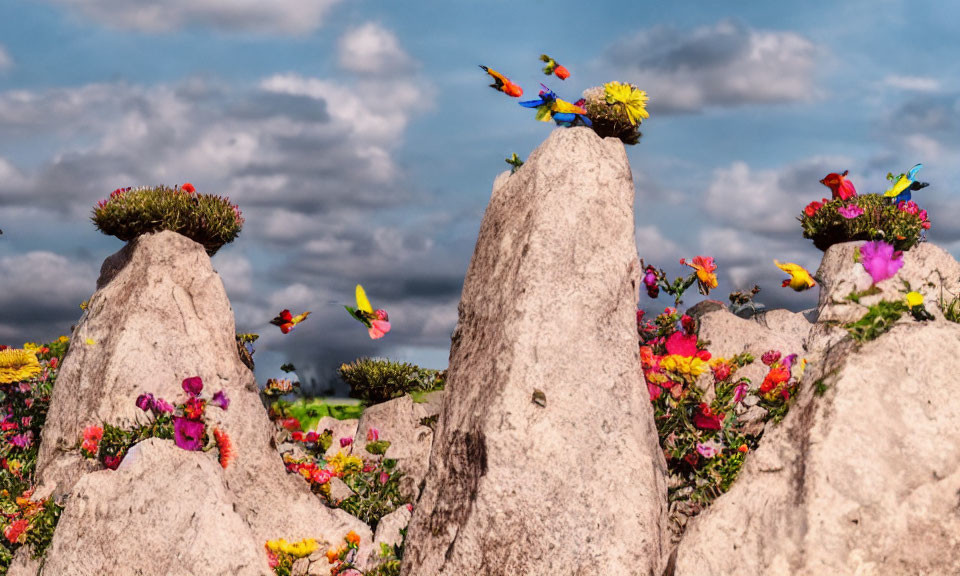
[819,170,857,200]
[774,260,816,291]
[539,54,570,80]
[520,84,592,126]
[479,65,523,97]
[884,163,928,204]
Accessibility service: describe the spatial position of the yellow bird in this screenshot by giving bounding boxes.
[774,260,816,291]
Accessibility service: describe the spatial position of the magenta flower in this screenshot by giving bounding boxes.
[379,471,390,485]
[181,376,203,396]
[642,266,660,298]
[782,354,798,373]
[173,417,205,451]
[696,442,719,459]
[211,390,230,411]
[665,331,698,358]
[733,382,749,404]
[340,437,353,448]
[367,427,379,442]
[837,204,864,219]
[8,432,33,449]
[153,398,174,413]
[761,350,781,366]
[136,393,155,412]
[860,241,904,284]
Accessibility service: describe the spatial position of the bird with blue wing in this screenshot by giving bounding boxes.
[884,163,929,204]
[519,84,592,127]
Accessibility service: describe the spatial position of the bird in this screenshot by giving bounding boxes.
[270,309,311,334]
[479,65,523,97]
[774,260,816,292]
[345,284,391,339]
[819,170,857,200]
[539,54,570,80]
[884,163,928,204]
[519,85,592,126]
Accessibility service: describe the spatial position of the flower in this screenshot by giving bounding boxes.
[905,291,924,308]
[181,376,203,396]
[665,331,698,357]
[738,444,749,453]
[647,382,662,401]
[183,397,206,420]
[733,382,749,403]
[680,314,696,335]
[280,418,301,431]
[603,81,650,125]
[103,454,122,470]
[681,256,718,294]
[0,349,42,384]
[211,389,230,411]
[312,469,332,485]
[266,538,319,558]
[804,200,824,217]
[761,350,781,366]
[153,398,174,413]
[642,265,660,298]
[379,471,390,485]
[327,451,364,477]
[213,428,233,469]
[4,519,28,544]
[135,393,155,412]
[660,354,708,378]
[81,425,103,456]
[173,417,205,451]
[860,241,904,284]
[760,365,791,394]
[820,170,857,200]
[181,182,196,194]
[345,531,361,546]
[711,360,732,382]
[696,441,720,459]
[837,204,864,219]
[339,437,353,448]
[367,427,379,442]
[693,403,724,430]
[8,432,33,449]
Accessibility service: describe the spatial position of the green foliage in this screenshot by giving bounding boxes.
[339,358,445,405]
[580,86,642,145]
[338,459,409,529]
[844,300,908,343]
[800,193,926,252]
[92,185,244,255]
[365,440,391,456]
[270,398,364,431]
[941,295,960,323]
[814,379,829,397]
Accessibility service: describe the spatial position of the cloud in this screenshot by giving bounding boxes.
[0,46,12,71]
[882,75,941,93]
[605,19,819,114]
[42,0,341,34]
[338,22,414,76]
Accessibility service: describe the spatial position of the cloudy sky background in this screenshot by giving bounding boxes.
[2,0,959,393]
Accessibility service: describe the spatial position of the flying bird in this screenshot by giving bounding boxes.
[479,65,523,97]
[774,260,816,292]
[884,163,928,204]
[539,54,570,80]
[819,171,857,200]
[270,309,311,334]
[519,84,591,126]
[345,284,391,340]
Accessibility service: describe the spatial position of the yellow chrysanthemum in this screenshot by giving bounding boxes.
[660,354,708,378]
[0,349,42,384]
[22,343,39,351]
[604,81,650,126]
[265,538,319,558]
[905,291,924,308]
[327,451,363,476]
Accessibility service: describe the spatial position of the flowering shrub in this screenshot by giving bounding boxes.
[92,184,244,255]
[800,192,929,252]
[641,256,719,308]
[0,337,70,571]
[339,359,445,405]
[267,398,364,432]
[325,531,362,576]
[580,81,649,144]
[79,377,231,470]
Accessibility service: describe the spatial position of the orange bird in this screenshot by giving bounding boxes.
[479,65,523,97]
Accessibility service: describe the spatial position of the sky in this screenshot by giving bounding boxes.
[1,0,959,394]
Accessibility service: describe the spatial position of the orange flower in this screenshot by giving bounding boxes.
[345,531,360,546]
[325,546,342,563]
[738,444,749,453]
[681,256,718,294]
[213,428,234,469]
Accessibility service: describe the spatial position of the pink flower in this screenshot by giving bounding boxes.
[696,442,719,459]
[642,266,660,298]
[136,393,155,412]
[379,472,389,485]
[366,428,379,442]
[898,200,920,215]
[8,432,33,449]
[733,382,749,403]
[860,241,904,284]
[211,389,230,411]
[761,350,781,366]
[837,204,864,219]
[665,332,698,358]
[181,376,203,396]
[340,437,353,448]
[311,469,332,485]
[153,398,174,413]
[647,382,662,401]
[173,417,205,451]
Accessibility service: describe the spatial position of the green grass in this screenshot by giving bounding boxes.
[271,397,364,430]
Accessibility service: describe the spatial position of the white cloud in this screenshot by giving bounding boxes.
[636,224,682,264]
[0,46,12,71]
[338,23,413,75]
[882,75,941,93]
[43,0,341,34]
[606,19,819,114]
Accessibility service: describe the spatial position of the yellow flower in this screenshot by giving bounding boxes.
[660,354,708,378]
[604,81,650,126]
[22,343,39,351]
[57,336,70,344]
[327,451,363,476]
[0,349,42,384]
[266,538,318,558]
[905,291,924,308]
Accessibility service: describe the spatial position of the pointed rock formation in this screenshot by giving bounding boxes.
[402,128,667,576]
[673,241,960,575]
[35,231,369,575]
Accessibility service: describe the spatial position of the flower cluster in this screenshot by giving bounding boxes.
[325,531,363,576]
[265,537,319,576]
[800,170,931,252]
[641,256,718,307]
[579,81,649,144]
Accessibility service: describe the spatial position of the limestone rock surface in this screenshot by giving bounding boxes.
[402,127,667,576]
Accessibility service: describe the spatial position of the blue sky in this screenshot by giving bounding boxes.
[1,0,959,393]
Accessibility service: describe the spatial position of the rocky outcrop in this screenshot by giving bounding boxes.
[402,128,667,576]
[35,231,369,575]
[673,241,960,575]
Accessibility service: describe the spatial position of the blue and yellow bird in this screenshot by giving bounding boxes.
[519,84,592,127]
[884,163,928,204]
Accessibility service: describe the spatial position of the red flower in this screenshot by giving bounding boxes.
[291,431,304,442]
[103,454,122,470]
[183,397,206,420]
[4,519,28,544]
[760,365,791,394]
[693,403,724,430]
[804,200,824,217]
[712,362,732,381]
[665,332,698,357]
[696,349,711,362]
[647,382,662,401]
[683,452,700,468]
[280,418,301,431]
[214,428,233,469]
[680,314,696,335]
[182,182,196,194]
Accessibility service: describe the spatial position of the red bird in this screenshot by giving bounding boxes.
[819,171,856,200]
[270,309,311,334]
[181,182,196,193]
[479,65,523,97]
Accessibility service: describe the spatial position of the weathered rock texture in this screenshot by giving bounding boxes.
[36,231,369,575]
[402,128,667,576]
[674,242,960,576]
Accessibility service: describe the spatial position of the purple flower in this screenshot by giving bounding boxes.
[733,382,749,404]
[781,354,798,373]
[696,441,719,459]
[173,417,205,451]
[181,376,203,396]
[8,432,33,449]
[837,204,864,219]
[642,266,660,299]
[211,389,230,411]
[135,393,155,412]
[860,241,904,284]
[153,398,174,413]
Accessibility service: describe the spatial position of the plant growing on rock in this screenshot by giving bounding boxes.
[92,184,244,255]
[580,81,648,144]
[265,537,319,576]
[641,255,718,307]
[339,358,445,405]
